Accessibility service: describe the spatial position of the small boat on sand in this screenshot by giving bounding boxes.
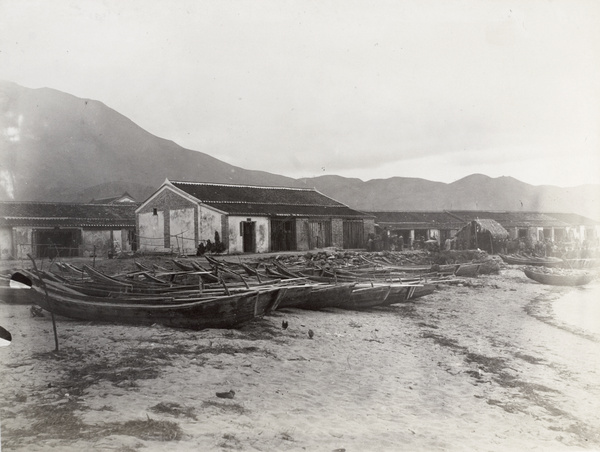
[523,268,597,287]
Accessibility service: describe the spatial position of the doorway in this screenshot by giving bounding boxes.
[34,229,80,258]
[242,221,256,253]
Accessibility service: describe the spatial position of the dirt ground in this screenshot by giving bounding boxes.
[1,254,599,452]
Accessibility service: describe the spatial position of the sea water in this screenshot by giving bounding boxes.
[553,281,600,337]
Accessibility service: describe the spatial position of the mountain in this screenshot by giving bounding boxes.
[0,81,300,202]
[302,174,600,219]
[1,81,599,220]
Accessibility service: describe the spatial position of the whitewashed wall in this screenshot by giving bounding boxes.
[227,215,270,254]
[138,211,166,252]
[198,206,223,245]
[170,207,196,255]
[0,227,12,260]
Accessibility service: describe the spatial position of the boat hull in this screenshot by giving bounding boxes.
[523,269,596,287]
[28,284,283,330]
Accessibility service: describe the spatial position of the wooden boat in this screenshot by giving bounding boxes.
[24,275,286,329]
[278,283,355,310]
[408,283,436,300]
[523,268,597,287]
[382,284,419,305]
[0,272,35,304]
[341,285,391,310]
[455,263,481,277]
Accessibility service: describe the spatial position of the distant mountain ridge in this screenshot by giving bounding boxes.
[1,81,599,220]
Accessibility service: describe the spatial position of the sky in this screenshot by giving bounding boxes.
[1,0,599,187]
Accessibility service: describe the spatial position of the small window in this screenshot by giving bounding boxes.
[153,208,158,216]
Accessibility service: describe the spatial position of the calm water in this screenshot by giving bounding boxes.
[553,281,600,337]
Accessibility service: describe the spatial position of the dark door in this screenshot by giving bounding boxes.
[242,221,256,253]
[34,229,81,258]
[271,219,296,252]
[343,221,363,249]
[307,220,332,249]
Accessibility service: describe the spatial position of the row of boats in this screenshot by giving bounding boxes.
[498,253,598,286]
[5,255,475,330]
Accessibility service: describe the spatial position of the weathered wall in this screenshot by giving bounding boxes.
[331,218,344,248]
[0,227,12,260]
[82,230,111,257]
[170,208,196,255]
[295,219,309,251]
[138,188,199,253]
[363,219,375,242]
[227,216,270,253]
[138,211,166,252]
[12,227,32,259]
[198,206,224,248]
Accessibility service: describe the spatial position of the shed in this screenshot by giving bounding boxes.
[136,179,374,254]
[0,202,137,260]
[454,219,509,253]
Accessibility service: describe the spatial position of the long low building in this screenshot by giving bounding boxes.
[136,179,374,254]
[367,210,600,250]
[0,202,138,260]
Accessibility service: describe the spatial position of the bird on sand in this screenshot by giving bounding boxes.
[308,329,314,339]
[216,390,236,399]
[282,320,288,330]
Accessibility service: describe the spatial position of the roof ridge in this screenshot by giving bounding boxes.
[171,180,316,192]
[204,201,342,206]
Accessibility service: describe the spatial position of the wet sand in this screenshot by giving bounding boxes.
[1,266,599,451]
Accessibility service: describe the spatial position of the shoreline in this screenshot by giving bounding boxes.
[1,264,600,451]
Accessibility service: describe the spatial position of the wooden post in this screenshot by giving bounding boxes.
[27,254,59,352]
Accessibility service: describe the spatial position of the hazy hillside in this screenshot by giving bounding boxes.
[1,81,598,220]
[302,174,600,220]
[0,81,300,202]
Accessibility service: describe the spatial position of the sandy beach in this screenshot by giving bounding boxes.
[1,257,599,452]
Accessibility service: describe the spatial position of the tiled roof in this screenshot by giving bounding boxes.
[368,210,596,229]
[543,213,600,226]
[447,211,571,228]
[211,203,369,218]
[0,202,137,227]
[90,193,137,204]
[170,181,371,218]
[368,211,464,229]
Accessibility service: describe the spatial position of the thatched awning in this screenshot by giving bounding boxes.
[474,219,509,239]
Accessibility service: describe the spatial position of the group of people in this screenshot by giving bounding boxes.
[499,237,600,259]
[367,231,406,252]
[196,232,226,255]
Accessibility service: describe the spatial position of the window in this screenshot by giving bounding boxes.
[153,208,158,216]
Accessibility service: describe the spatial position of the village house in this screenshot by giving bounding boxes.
[366,211,465,250]
[135,179,374,255]
[446,211,599,245]
[90,192,137,204]
[0,201,138,260]
[367,210,600,253]
[453,219,510,254]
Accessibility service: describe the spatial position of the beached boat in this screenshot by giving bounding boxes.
[455,263,481,277]
[279,283,355,310]
[0,273,35,304]
[383,284,419,304]
[341,285,391,310]
[523,268,597,287]
[20,269,286,329]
